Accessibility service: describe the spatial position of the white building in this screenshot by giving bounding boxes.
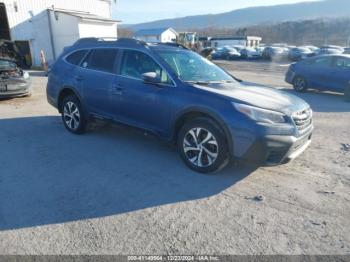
[0,0,119,67]
[134,28,177,43]
[199,36,262,48]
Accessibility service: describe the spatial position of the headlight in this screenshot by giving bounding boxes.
[23,71,30,79]
[233,103,287,124]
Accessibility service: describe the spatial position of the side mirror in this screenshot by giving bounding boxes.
[142,72,161,85]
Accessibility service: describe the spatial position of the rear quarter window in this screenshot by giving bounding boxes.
[66,50,88,66]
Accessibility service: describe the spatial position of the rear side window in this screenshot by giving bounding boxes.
[82,48,118,73]
[313,57,331,66]
[66,50,88,65]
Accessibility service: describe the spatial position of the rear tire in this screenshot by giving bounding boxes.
[177,117,230,174]
[293,76,308,92]
[345,83,350,102]
[61,95,87,134]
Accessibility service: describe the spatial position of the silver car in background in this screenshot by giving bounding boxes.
[0,58,31,98]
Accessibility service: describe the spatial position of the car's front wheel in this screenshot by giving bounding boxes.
[293,76,308,92]
[177,118,229,174]
[61,95,87,134]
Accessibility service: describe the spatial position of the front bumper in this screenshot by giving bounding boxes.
[240,126,313,165]
[0,80,32,98]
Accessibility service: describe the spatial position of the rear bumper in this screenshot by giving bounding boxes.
[285,69,295,85]
[240,126,313,165]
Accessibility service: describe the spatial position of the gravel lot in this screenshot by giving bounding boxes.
[0,62,349,255]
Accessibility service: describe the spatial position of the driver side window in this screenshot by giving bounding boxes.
[120,50,171,84]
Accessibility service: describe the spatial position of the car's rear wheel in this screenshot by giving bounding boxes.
[293,76,308,92]
[177,118,229,174]
[61,95,86,134]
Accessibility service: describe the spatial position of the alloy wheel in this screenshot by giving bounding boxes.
[63,101,81,131]
[294,77,306,91]
[183,127,219,168]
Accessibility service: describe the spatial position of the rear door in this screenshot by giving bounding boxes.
[305,56,332,89]
[328,56,350,92]
[76,48,119,118]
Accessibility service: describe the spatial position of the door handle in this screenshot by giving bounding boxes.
[112,84,124,95]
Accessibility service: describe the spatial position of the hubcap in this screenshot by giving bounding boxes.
[63,101,80,130]
[183,128,219,168]
[295,78,305,91]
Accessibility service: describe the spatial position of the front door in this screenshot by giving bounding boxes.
[111,49,174,135]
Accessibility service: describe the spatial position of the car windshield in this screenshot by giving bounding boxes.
[158,50,236,83]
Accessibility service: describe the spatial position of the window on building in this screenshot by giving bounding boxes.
[82,48,118,73]
[66,50,88,66]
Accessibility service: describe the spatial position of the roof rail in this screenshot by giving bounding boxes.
[116,38,148,47]
[74,37,117,45]
[73,37,148,48]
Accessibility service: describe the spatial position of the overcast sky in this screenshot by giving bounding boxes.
[112,0,320,24]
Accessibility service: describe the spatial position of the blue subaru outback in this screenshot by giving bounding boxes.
[47,38,313,173]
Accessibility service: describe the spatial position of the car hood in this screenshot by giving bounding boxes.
[193,82,310,115]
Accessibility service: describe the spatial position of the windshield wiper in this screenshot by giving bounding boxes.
[185,81,211,85]
[185,80,237,85]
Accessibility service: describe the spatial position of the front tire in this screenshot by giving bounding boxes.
[177,118,229,174]
[293,76,308,92]
[61,95,87,134]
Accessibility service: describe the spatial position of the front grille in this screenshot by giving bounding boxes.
[292,108,313,131]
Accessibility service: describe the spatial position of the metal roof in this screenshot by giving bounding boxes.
[49,8,121,23]
[134,28,177,37]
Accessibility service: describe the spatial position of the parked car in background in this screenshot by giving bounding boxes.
[225,47,241,60]
[232,45,245,52]
[286,54,350,99]
[271,43,289,48]
[304,45,319,53]
[47,38,313,173]
[211,47,226,60]
[200,47,215,59]
[316,45,344,56]
[255,46,265,57]
[263,46,289,61]
[211,46,241,60]
[343,48,350,54]
[288,47,314,61]
[0,57,31,98]
[240,47,261,60]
